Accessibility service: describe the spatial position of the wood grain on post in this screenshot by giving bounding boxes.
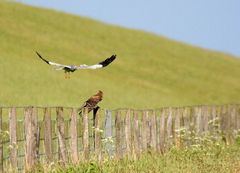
[94,108,102,161]
[56,107,67,164]
[43,108,53,163]
[115,111,121,159]
[196,107,202,134]
[182,107,190,131]
[228,105,234,144]
[120,111,125,155]
[24,107,38,171]
[203,106,209,133]
[159,109,165,153]
[151,111,157,150]
[125,110,131,156]
[82,108,89,160]
[209,106,217,134]
[220,105,227,143]
[9,107,17,170]
[166,108,173,149]
[0,108,2,173]
[236,105,240,130]
[174,108,181,147]
[142,111,148,151]
[156,113,160,152]
[230,105,236,132]
[104,110,113,157]
[133,111,140,157]
[70,108,78,164]
[35,108,40,162]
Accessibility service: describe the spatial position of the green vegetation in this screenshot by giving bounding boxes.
[0,1,240,109]
[29,144,240,173]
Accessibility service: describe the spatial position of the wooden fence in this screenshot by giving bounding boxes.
[0,105,240,172]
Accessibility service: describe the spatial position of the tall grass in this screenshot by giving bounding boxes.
[28,143,240,173]
[27,120,240,173]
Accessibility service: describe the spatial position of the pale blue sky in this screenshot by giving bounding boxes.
[17,0,240,56]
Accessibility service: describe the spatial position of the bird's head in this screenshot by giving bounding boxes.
[97,90,103,97]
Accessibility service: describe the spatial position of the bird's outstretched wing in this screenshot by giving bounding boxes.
[77,55,116,70]
[35,51,70,68]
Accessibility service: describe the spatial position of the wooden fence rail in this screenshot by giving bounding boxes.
[0,105,240,172]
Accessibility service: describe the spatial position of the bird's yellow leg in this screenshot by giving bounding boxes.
[65,72,68,79]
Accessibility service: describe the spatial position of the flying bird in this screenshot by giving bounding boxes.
[35,51,116,78]
[78,90,103,115]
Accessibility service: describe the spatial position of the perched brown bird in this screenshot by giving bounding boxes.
[78,90,103,115]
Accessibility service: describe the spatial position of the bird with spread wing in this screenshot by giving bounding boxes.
[78,90,103,115]
[35,52,116,78]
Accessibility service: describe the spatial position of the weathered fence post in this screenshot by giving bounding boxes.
[166,108,173,149]
[70,108,78,164]
[142,111,148,151]
[174,108,181,147]
[133,110,140,157]
[125,109,131,157]
[9,107,17,171]
[82,108,89,160]
[237,105,240,130]
[228,105,235,144]
[104,110,113,157]
[1,104,240,170]
[24,107,38,171]
[195,106,203,135]
[57,107,67,165]
[0,108,3,173]
[115,111,121,159]
[43,108,53,163]
[94,109,102,161]
[202,106,209,133]
[159,109,165,153]
[230,105,237,142]
[150,111,157,150]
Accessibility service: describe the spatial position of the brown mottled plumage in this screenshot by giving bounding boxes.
[78,90,103,115]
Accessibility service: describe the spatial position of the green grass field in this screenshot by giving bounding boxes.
[0,1,240,109]
[30,143,240,173]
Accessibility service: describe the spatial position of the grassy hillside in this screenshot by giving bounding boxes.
[0,1,240,109]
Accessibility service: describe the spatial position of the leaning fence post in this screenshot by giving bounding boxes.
[24,107,38,171]
[70,108,78,164]
[82,108,89,160]
[57,107,67,165]
[9,107,17,171]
